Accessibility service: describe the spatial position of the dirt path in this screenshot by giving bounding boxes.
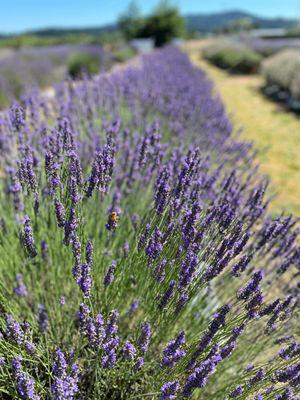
[185,40,300,216]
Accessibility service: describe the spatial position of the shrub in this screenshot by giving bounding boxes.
[0,45,110,109]
[261,49,300,112]
[203,40,262,74]
[118,0,185,47]
[241,37,300,57]
[67,52,101,78]
[261,49,300,97]
[0,47,299,400]
[112,46,136,63]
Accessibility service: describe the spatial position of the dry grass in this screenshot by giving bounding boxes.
[185,40,300,216]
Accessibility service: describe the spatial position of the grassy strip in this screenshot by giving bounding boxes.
[186,40,300,216]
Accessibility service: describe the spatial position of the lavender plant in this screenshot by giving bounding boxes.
[0,47,299,399]
[0,44,111,108]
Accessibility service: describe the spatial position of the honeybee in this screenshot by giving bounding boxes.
[110,211,119,223]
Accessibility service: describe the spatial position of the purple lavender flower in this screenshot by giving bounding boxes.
[154,166,170,214]
[10,103,25,131]
[259,298,280,317]
[246,291,263,318]
[231,323,246,340]
[275,388,295,400]
[123,241,130,257]
[274,364,300,383]
[101,311,119,369]
[154,259,167,282]
[70,234,81,267]
[21,151,38,196]
[231,254,252,277]
[237,270,264,300]
[12,357,40,400]
[37,304,49,333]
[245,363,254,372]
[14,273,28,297]
[159,280,176,309]
[182,356,220,397]
[181,203,201,249]
[162,331,186,368]
[179,251,198,289]
[123,341,136,361]
[128,299,139,317]
[101,349,117,368]
[188,305,230,369]
[21,321,31,335]
[134,357,144,370]
[52,349,79,400]
[265,386,274,395]
[145,227,163,261]
[5,314,24,344]
[248,368,265,387]
[102,337,120,353]
[40,240,48,261]
[160,380,180,400]
[86,152,100,198]
[229,385,243,397]
[85,240,93,266]
[8,171,24,211]
[279,342,300,360]
[24,340,36,355]
[68,176,80,204]
[138,134,150,167]
[176,292,189,312]
[59,296,66,306]
[76,261,92,297]
[45,151,61,193]
[54,199,66,228]
[275,335,294,345]
[138,223,150,251]
[0,357,5,367]
[103,260,117,286]
[220,341,236,359]
[64,207,78,245]
[290,372,300,387]
[105,310,119,337]
[68,150,83,186]
[137,322,151,353]
[78,303,104,348]
[21,216,37,257]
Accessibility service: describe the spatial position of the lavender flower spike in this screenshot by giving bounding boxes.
[123,341,136,361]
[37,304,49,333]
[14,273,28,297]
[11,357,40,400]
[160,381,180,400]
[22,216,37,257]
[52,349,79,400]
[162,331,186,368]
[137,322,152,353]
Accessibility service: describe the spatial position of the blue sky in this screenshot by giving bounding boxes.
[1,0,299,33]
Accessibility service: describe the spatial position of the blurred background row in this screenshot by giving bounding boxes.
[1,0,300,110]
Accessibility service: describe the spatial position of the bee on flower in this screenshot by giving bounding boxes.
[106,211,119,231]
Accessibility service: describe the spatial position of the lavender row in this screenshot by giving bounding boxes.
[0,46,299,399]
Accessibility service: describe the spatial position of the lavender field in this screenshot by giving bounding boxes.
[0,45,299,399]
[0,44,111,108]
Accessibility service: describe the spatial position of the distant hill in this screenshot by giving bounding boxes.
[0,10,297,38]
[185,11,297,33]
[25,25,117,37]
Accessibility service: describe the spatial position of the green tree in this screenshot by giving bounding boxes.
[139,0,185,47]
[118,1,143,40]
